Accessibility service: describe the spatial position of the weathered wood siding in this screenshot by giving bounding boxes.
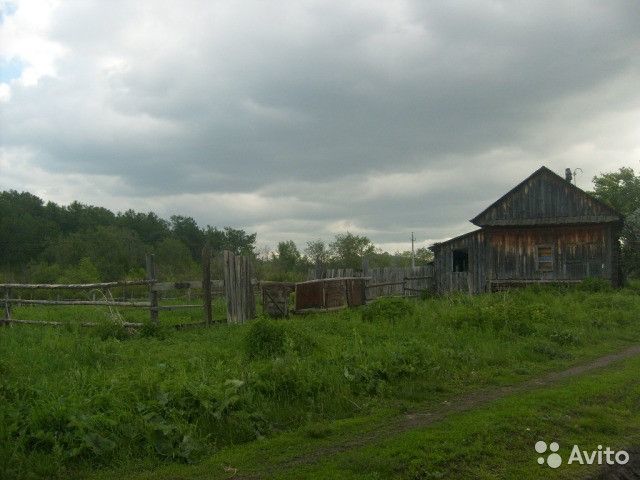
[488,224,615,282]
[307,266,434,298]
[432,230,487,294]
[294,278,367,312]
[433,224,621,294]
[472,168,620,226]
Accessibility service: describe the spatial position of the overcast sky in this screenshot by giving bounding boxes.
[1,0,639,252]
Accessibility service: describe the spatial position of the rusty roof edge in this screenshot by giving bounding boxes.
[469,166,623,227]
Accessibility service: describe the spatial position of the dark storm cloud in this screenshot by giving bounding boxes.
[1,0,639,248]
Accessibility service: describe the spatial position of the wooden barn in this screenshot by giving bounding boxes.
[430,166,624,294]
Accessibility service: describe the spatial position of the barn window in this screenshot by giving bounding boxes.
[452,249,469,272]
[536,245,554,272]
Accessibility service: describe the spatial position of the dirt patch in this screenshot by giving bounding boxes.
[236,345,640,479]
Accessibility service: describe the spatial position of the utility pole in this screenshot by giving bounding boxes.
[411,232,415,269]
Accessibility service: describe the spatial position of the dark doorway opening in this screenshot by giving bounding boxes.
[453,249,469,272]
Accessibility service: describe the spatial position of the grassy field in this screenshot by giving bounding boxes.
[1,281,639,479]
[106,351,640,480]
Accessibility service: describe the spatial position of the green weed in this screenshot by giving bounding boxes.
[360,297,416,323]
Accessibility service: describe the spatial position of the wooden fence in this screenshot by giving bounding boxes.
[1,250,215,329]
[307,265,435,301]
[223,250,255,323]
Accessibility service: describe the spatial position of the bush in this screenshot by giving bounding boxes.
[361,298,416,323]
[244,319,286,359]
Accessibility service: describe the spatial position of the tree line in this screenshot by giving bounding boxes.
[0,192,431,283]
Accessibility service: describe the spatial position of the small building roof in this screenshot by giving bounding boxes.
[429,228,483,251]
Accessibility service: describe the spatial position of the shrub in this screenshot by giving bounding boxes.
[361,298,416,323]
[244,319,286,359]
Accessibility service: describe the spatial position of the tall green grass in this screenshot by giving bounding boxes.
[1,285,639,479]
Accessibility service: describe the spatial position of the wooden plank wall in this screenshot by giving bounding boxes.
[433,224,618,295]
[489,225,611,281]
[223,250,256,323]
[294,278,368,312]
[432,230,486,295]
[306,265,434,299]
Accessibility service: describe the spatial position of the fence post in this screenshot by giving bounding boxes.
[146,254,159,325]
[2,287,10,325]
[202,246,213,326]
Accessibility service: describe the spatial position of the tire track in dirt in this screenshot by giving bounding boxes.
[234,344,640,479]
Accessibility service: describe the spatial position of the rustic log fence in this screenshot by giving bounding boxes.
[1,249,215,329]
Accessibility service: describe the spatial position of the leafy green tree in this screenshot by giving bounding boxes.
[117,210,170,244]
[592,167,640,215]
[276,240,302,272]
[415,247,434,265]
[170,215,205,260]
[221,227,257,256]
[304,239,329,267]
[622,208,640,277]
[329,232,375,269]
[592,167,640,277]
[70,202,115,228]
[204,226,257,256]
[155,237,197,279]
[0,191,59,268]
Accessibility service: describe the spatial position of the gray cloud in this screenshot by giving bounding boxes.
[1,0,639,250]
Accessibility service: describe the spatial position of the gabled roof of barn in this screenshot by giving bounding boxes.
[470,166,623,227]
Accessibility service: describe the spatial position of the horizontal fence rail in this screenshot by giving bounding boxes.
[1,251,217,329]
[0,280,154,290]
[3,299,151,307]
